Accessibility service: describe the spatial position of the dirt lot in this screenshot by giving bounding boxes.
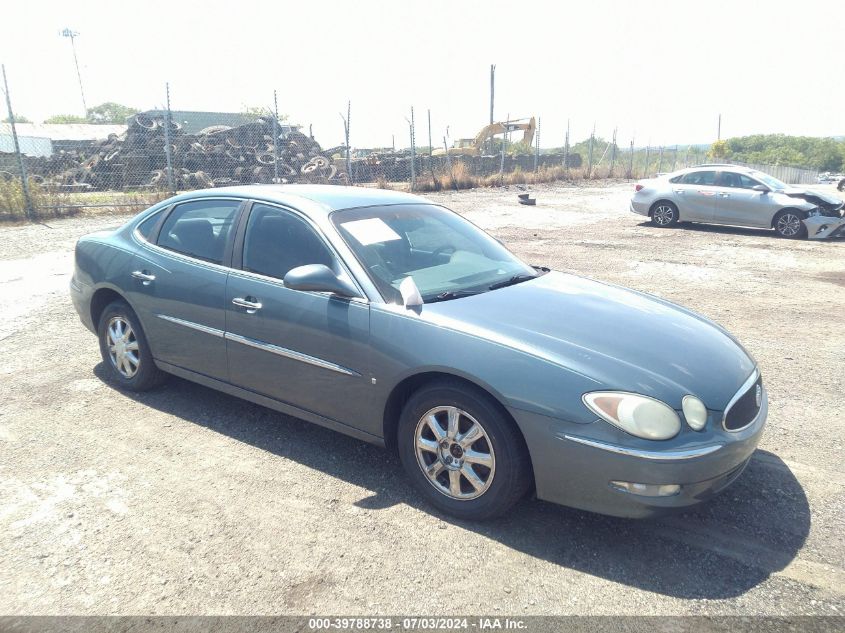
[0,181,843,615]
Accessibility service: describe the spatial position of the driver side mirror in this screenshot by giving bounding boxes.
[283,264,360,298]
[751,184,770,193]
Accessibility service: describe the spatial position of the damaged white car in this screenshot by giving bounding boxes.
[631,164,845,239]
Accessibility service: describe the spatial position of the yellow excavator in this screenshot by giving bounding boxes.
[433,117,536,156]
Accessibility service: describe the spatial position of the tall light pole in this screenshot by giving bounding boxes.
[61,28,88,115]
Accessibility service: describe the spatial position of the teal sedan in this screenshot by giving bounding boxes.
[71,185,767,520]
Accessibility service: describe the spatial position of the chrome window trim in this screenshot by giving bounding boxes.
[132,196,248,274]
[156,314,225,338]
[224,332,360,377]
[560,434,723,461]
[721,368,761,432]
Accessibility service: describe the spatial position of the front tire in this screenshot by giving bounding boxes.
[773,210,806,239]
[397,380,532,520]
[97,300,165,391]
[650,201,679,227]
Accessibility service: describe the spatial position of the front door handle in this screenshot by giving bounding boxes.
[131,270,156,285]
[719,192,731,198]
[232,297,263,313]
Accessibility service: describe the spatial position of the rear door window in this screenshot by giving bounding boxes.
[157,200,241,264]
[681,171,717,185]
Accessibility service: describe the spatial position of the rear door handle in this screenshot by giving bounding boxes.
[232,297,262,313]
[673,189,685,195]
[719,192,731,198]
[131,270,156,285]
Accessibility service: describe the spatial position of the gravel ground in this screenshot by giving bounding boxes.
[0,182,843,616]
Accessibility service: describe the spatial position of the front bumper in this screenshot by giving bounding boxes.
[804,214,845,239]
[510,389,767,518]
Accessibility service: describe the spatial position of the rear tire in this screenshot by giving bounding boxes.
[773,210,806,239]
[397,380,532,520]
[650,201,679,227]
[97,300,166,391]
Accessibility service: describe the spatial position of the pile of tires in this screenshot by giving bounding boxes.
[29,114,347,191]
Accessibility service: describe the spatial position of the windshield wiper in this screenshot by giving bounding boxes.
[425,289,483,303]
[488,273,537,291]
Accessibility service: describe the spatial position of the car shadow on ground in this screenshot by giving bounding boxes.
[95,365,810,601]
[636,220,845,242]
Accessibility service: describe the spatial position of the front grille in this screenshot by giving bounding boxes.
[724,375,763,431]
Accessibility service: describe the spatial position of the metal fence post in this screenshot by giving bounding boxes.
[563,119,570,172]
[164,83,175,192]
[656,146,664,174]
[628,139,634,178]
[272,90,280,183]
[534,117,540,173]
[2,64,35,220]
[407,106,416,191]
[427,109,433,177]
[345,101,351,184]
[644,146,651,178]
[587,125,595,179]
[609,127,617,177]
[443,136,457,191]
[671,145,678,172]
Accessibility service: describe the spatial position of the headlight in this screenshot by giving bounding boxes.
[682,395,707,431]
[582,392,681,440]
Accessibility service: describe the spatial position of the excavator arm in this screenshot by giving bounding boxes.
[473,117,536,150]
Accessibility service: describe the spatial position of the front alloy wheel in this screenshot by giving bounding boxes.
[775,212,804,238]
[397,380,531,520]
[414,406,496,500]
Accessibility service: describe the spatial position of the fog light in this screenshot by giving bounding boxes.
[610,481,681,497]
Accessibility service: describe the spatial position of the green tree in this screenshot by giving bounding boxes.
[44,114,87,124]
[2,114,31,123]
[86,102,138,124]
[708,139,730,160]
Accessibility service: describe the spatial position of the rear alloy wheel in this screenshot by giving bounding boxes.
[97,301,165,391]
[774,211,806,239]
[397,381,531,520]
[651,201,679,227]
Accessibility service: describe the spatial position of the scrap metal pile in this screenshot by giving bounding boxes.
[25,113,346,191]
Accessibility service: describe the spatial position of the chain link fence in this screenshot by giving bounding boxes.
[0,63,822,221]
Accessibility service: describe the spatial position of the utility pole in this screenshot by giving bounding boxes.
[2,64,35,220]
[489,64,495,125]
[717,113,721,141]
[61,28,87,115]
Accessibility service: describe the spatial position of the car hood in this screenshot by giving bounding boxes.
[422,271,755,410]
[780,187,844,211]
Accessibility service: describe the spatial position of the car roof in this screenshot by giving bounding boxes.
[679,164,757,174]
[165,184,431,217]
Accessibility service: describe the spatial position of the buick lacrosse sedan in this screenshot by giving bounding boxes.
[71,185,767,519]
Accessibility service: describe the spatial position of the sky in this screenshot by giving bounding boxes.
[1,0,842,150]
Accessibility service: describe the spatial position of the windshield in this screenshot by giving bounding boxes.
[332,204,537,303]
[750,170,787,190]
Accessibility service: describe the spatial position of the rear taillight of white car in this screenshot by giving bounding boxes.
[635,184,644,192]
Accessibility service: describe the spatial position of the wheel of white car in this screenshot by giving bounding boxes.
[397,380,532,520]
[650,201,679,227]
[773,210,806,239]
